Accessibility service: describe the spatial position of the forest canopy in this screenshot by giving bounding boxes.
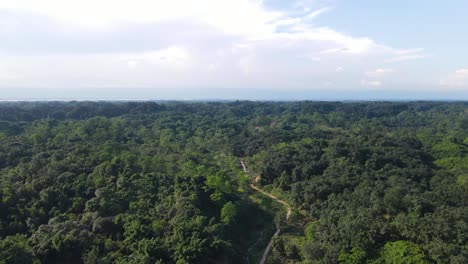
[0,101,466,263]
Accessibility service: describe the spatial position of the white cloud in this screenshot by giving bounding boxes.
[127,60,138,70]
[386,48,425,63]
[121,47,189,67]
[361,68,395,88]
[0,0,429,91]
[0,64,15,80]
[361,79,382,87]
[285,26,376,54]
[0,0,384,55]
[0,0,283,35]
[375,68,395,74]
[440,68,468,88]
[455,69,468,75]
[0,48,192,89]
[365,68,395,77]
[238,54,256,76]
[303,7,330,20]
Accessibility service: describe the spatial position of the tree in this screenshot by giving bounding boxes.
[220,202,238,225]
[374,241,427,264]
[0,234,40,264]
[338,247,366,264]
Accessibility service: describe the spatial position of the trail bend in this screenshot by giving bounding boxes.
[240,159,292,264]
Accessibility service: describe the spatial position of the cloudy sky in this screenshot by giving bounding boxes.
[0,0,467,100]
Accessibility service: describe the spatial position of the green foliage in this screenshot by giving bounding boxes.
[0,101,466,263]
[205,170,236,196]
[303,240,324,261]
[338,247,366,264]
[435,157,468,170]
[457,173,468,190]
[304,221,320,241]
[220,202,238,225]
[373,240,427,264]
[0,234,40,264]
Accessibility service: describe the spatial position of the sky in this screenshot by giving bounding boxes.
[0,0,467,100]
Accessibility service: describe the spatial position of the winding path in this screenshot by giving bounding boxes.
[240,160,292,264]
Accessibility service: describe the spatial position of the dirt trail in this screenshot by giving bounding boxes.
[240,160,292,264]
[249,183,292,220]
[258,229,280,264]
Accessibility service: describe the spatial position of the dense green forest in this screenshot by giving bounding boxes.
[0,101,466,264]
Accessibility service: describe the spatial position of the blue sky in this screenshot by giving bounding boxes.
[0,0,467,100]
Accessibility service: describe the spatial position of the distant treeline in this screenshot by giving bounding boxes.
[0,101,466,122]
